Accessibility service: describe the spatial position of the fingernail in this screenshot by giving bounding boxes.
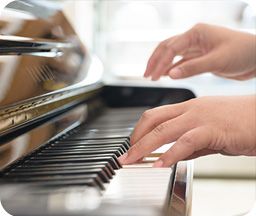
[169,67,182,78]
[118,152,128,164]
[153,159,164,168]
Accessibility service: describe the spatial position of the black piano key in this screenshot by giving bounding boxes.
[45,144,127,153]
[68,134,130,140]
[27,155,121,169]
[43,145,125,153]
[3,174,105,190]
[6,168,110,183]
[57,138,130,144]
[38,149,123,157]
[71,128,132,135]
[11,164,113,179]
[32,153,117,160]
[39,149,123,157]
[52,139,130,149]
[63,135,130,141]
[18,162,115,175]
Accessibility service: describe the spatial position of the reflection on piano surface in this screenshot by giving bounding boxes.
[0,1,194,216]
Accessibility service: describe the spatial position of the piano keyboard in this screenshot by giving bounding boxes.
[1,108,142,188]
[1,107,174,216]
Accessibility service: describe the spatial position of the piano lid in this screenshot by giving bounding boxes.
[0,0,93,109]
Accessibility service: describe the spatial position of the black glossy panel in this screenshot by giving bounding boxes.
[102,85,195,107]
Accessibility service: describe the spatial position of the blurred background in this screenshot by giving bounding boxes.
[26,0,256,215]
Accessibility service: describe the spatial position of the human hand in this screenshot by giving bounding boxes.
[118,95,256,167]
[145,23,256,81]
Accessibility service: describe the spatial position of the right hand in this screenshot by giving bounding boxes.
[144,23,256,81]
[119,95,256,167]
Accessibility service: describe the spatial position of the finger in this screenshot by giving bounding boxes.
[168,53,216,79]
[130,103,187,144]
[163,52,202,76]
[151,49,176,81]
[152,50,202,79]
[144,37,177,78]
[153,127,212,167]
[149,31,196,80]
[180,46,202,56]
[119,113,194,165]
[181,50,203,60]
[150,43,178,80]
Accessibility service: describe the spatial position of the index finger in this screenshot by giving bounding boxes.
[120,113,194,165]
[130,103,187,145]
[144,29,197,79]
[144,36,177,78]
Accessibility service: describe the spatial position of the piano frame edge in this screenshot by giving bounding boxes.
[168,161,193,216]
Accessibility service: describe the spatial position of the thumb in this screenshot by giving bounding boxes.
[169,54,215,79]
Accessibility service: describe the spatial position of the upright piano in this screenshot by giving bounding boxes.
[0,1,194,215]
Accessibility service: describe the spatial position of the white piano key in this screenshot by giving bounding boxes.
[102,164,173,210]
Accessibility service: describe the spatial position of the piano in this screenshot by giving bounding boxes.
[0,1,194,215]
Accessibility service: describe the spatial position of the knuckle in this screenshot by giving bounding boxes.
[162,55,171,64]
[189,23,206,46]
[166,45,176,57]
[178,65,188,75]
[179,134,195,149]
[193,23,206,30]
[152,122,168,137]
[141,109,154,121]
[130,142,140,152]
[159,40,167,47]
[159,41,169,51]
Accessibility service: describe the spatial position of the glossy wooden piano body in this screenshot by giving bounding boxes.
[0,1,194,215]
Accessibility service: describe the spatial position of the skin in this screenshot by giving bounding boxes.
[145,23,256,81]
[118,24,256,167]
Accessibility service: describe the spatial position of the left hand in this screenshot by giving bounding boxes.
[118,95,256,167]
